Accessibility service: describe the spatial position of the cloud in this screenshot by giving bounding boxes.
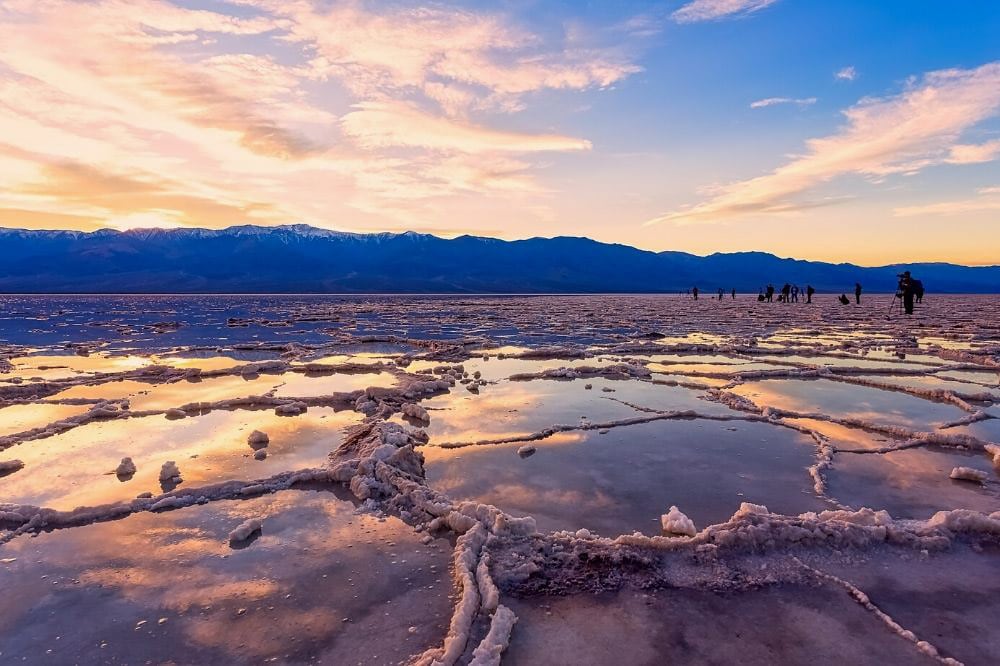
[0,0,635,232]
[835,66,857,81]
[672,0,780,23]
[945,139,1000,164]
[341,102,592,153]
[893,185,1000,217]
[750,97,817,109]
[646,62,1000,225]
[239,0,639,115]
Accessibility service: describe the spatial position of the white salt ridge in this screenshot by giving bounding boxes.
[468,605,518,666]
[228,518,263,543]
[949,467,988,483]
[661,505,697,537]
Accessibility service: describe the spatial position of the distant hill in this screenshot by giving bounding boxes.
[0,224,997,293]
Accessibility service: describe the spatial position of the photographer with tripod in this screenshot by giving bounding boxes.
[894,271,917,315]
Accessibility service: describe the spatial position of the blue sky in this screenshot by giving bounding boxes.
[0,0,997,264]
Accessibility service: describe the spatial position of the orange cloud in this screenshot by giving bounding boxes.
[0,0,635,232]
[341,101,592,153]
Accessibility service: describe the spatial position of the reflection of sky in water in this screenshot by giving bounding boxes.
[4,353,150,381]
[405,376,731,444]
[752,354,942,371]
[0,408,360,509]
[272,371,396,397]
[730,379,966,431]
[0,402,89,437]
[850,373,1000,397]
[424,419,827,534]
[0,489,452,664]
[40,370,397,411]
[829,448,999,518]
[785,418,894,450]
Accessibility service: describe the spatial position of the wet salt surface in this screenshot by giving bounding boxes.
[425,420,828,534]
[730,378,968,431]
[2,294,1000,664]
[0,489,453,664]
[504,582,940,665]
[2,408,360,510]
[828,447,999,517]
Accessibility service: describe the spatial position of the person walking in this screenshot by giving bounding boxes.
[692,286,699,300]
[791,285,799,303]
[806,285,815,303]
[766,284,775,302]
[855,282,862,305]
[781,283,791,303]
[731,288,736,300]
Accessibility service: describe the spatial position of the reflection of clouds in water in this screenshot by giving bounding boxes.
[425,432,585,463]
[273,371,396,397]
[0,402,89,437]
[1,408,361,509]
[730,379,963,427]
[2,491,447,660]
[831,447,999,517]
[788,418,890,450]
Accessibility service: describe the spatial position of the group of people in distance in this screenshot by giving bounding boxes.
[756,283,814,303]
[688,271,924,315]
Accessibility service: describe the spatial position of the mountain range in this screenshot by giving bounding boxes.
[1,224,997,293]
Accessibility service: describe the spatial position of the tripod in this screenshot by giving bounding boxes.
[887,291,903,315]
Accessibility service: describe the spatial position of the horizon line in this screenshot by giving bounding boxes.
[3,223,998,270]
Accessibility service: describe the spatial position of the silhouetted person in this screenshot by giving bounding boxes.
[838,294,850,305]
[718,288,724,300]
[781,283,791,303]
[766,284,775,302]
[855,282,862,304]
[757,291,766,302]
[731,288,736,300]
[914,279,925,303]
[692,286,699,300]
[791,285,799,303]
[898,271,916,315]
[806,285,815,303]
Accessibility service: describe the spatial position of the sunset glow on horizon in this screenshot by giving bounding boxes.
[1,0,998,266]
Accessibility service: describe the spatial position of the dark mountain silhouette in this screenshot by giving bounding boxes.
[1,224,997,293]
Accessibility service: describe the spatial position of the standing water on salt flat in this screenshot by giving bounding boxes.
[2,294,999,664]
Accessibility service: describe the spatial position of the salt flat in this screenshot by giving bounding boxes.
[1,294,998,665]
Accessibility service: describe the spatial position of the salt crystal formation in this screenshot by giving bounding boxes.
[115,457,136,477]
[247,430,270,446]
[228,518,263,544]
[949,466,988,483]
[660,505,697,537]
[1,295,999,664]
[158,461,181,484]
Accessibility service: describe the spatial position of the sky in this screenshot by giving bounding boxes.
[0,0,998,266]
